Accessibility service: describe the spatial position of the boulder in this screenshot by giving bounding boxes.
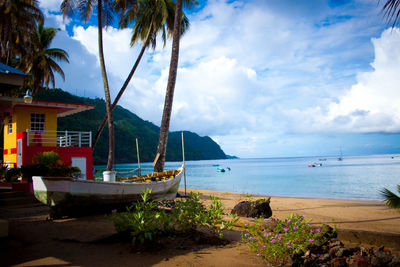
[231,198,272,218]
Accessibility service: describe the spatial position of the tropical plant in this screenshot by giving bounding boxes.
[242,214,335,265]
[112,190,237,244]
[381,185,400,209]
[381,0,400,27]
[61,0,116,171]
[25,23,69,95]
[0,0,43,66]
[91,0,190,149]
[154,0,196,172]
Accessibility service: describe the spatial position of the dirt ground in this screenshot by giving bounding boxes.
[1,188,399,267]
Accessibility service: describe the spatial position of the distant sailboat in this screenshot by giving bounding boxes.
[338,147,343,161]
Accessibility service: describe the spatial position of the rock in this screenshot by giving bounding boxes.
[332,257,347,267]
[348,255,372,267]
[261,218,277,230]
[231,198,272,218]
[328,240,344,248]
[389,254,400,267]
[371,247,393,266]
[329,246,341,258]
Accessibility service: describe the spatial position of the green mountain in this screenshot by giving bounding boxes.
[36,89,227,164]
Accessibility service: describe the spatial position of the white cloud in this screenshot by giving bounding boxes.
[39,0,62,12]
[298,28,400,134]
[44,0,400,157]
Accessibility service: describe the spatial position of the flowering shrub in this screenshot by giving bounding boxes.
[112,190,237,243]
[241,214,334,265]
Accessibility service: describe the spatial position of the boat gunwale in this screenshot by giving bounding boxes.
[33,166,183,186]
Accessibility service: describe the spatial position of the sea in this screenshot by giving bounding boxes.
[95,154,400,201]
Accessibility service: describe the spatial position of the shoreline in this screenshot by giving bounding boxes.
[179,188,400,236]
[181,186,386,202]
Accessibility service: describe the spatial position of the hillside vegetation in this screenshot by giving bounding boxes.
[36,89,227,164]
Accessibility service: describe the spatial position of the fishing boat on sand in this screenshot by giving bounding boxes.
[33,166,183,216]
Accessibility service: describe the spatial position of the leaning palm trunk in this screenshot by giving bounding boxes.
[92,22,153,149]
[154,0,183,172]
[97,0,114,171]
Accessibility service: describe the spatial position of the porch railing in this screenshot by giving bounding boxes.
[26,130,92,147]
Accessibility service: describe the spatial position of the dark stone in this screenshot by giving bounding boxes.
[389,254,400,267]
[328,240,344,248]
[231,198,272,218]
[349,255,372,267]
[371,249,393,266]
[329,246,341,258]
[332,257,347,267]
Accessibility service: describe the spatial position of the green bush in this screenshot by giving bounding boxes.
[5,167,21,182]
[21,152,81,182]
[242,214,334,265]
[112,190,237,244]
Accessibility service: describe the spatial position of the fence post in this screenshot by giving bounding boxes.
[78,132,81,147]
[65,130,68,147]
[89,132,92,147]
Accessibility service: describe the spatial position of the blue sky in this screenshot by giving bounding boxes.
[39,0,400,158]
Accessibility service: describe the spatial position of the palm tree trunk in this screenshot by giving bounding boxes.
[91,24,153,148]
[97,0,114,171]
[154,0,182,172]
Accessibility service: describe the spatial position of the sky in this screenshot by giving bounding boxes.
[38,0,400,158]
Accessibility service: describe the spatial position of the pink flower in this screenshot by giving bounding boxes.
[308,239,314,242]
[316,228,321,232]
[287,219,291,223]
[283,227,289,231]
[293,226,299,230]
[286,242,291,245]
[257,253,260,256]
[270,239,276,243]
[278,236,282,240]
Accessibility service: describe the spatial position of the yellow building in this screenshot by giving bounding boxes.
[0,63,95,180]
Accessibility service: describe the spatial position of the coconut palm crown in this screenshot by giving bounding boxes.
[26,23,69,95]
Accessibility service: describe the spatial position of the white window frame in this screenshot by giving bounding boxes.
[8,116,12,134]
[30,113,45,132]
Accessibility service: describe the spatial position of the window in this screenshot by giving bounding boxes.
[30,113,45,132]
[8,116,12,134]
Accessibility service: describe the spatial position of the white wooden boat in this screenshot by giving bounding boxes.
[32,166,183,216]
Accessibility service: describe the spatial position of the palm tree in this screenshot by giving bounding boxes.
[380,0,400,208]
[154,0,195,172]
[91,0,190,148]
[61,0,116,171]
[26,23,69,95]
[381,0,400,27]
[0,0,43,66]
[381,185,400,209]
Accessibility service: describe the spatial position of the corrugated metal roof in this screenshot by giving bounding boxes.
[0,62,27,76]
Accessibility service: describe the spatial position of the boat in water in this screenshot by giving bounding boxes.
[32,166,183,217]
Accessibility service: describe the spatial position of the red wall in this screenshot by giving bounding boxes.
[17,132,93,180]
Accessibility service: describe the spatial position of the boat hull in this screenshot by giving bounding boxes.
[32,167,183,216]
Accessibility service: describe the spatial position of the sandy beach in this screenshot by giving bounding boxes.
[1,188,399,266]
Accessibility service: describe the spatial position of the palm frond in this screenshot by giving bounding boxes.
[382,0,400,27]
[380,186,400,209]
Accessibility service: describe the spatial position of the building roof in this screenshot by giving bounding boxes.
[0,96,95,118]
[0,62,27,76]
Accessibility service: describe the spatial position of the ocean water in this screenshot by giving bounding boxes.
[96,154,400,201]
